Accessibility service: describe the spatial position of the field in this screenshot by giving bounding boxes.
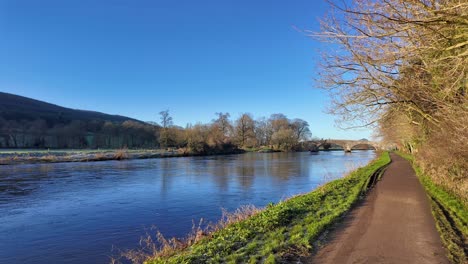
[0,149,182,165]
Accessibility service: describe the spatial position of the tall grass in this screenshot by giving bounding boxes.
[113,205,262,264]
[113,149,128,160]
[413,131,468,204]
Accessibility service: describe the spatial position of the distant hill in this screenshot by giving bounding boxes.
[0,92,159,148]
[0,92,141,124]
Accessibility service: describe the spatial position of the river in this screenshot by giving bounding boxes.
[0,150,375,264]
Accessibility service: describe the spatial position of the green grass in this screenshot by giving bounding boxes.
[145,152,391,264]
[396,151,467,263]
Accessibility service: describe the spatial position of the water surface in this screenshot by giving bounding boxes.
[0,151,375,263]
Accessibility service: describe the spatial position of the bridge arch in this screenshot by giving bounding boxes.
[350,143,377,150]
[306,139,379,152]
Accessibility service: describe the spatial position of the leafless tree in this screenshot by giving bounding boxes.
[213,112,232,137]
[312,0,467,201]
[269,113,290,133]
[159,110,173,129]
[311,0,467,127]
[159,110,173,148]
[290,118,311,141]
[235,113,256,147]
[254,117,272,146]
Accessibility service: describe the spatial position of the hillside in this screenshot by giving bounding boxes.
[0,92,140,124]
[0,92,158,149]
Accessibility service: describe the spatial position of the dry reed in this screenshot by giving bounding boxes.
[114,149,128,160]
[112,205,262,264]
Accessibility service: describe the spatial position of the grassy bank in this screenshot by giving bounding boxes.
[139,152,390,264]
[0,149,179,165]
[397,152,467,263]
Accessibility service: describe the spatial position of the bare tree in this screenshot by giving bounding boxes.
[254,117,271,146]
[235,113,256,147]
[159,110,173,129]
[269,113,289,133]
[213,112,232,137]
[290,118,311,141]
[159,110,173,148]
[311,0,467,128]
[312,0,468,202]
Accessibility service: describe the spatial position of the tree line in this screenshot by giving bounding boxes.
[0,117,157,149]
[151,111,311,153]
[315,0,467,200]
[172,112,311,153]
[0,112,311,153]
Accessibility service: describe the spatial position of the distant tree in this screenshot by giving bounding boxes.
[290,118,311,141]
[213,112,232,137]
[207,123,224,147]
[102,121,116,148]
[28,119,47,148]
[6,120,20,148]
[254,117,271,146]
[159,110,173,148]
[234,113,256,147]
[159,110,173,128]
[269,113,289,133]
[185,123,208,153]
[271,128,296,151]
[169,126,186,148]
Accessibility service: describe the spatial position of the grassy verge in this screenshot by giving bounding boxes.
[396,151,467,263]
[142,152,390,264]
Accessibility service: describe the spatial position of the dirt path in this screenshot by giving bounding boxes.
[307,153,448,264]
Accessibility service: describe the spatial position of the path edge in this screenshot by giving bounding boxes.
[396,152,467,264]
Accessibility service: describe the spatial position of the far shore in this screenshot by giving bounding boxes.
[0,147,372,166]
[0,148,244,165]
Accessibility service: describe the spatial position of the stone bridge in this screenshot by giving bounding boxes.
[305,139,380,152]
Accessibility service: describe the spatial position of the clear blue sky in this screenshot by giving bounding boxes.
[0,0,372,140]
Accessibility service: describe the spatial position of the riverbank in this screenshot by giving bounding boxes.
[0,147,375,166]
[0,148,245,165]
[131,152,390,264]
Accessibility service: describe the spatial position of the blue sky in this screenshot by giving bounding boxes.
[0,0,372,140]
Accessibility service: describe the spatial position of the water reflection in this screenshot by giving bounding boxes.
[0,151,375,264]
